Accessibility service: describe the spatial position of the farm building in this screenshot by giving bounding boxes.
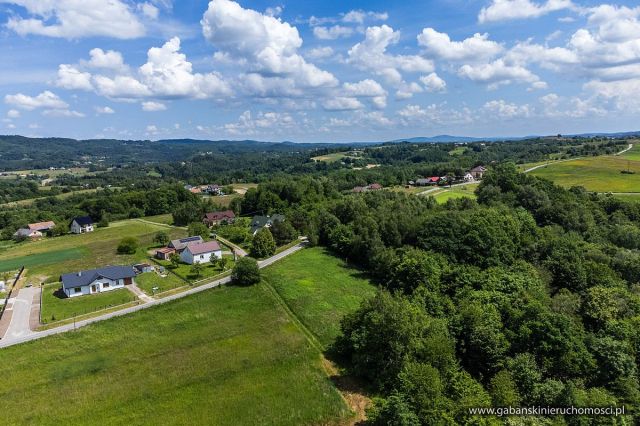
[155,247,176,260]
[70,216,94,234]
[180,241,222,265]
[203,210,236,226]
[134,263,155,274]
[28,221,56,232]
[60,266,136,298]
[13,228,43,240]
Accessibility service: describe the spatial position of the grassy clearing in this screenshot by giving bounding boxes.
[136,271,185,295]
[141,213,174,225]
[429,184,479,203]
[0,284,349,425]
[311,152,349,163]
[0,188,99,208]
[0,219,186,282]
[40,284,137,324]
[529,156,640,192]
[263,247,376,348]
[154,256,234,283]
[621,143,640,161]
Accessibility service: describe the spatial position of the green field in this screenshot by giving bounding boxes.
[529,155,640,193]
[311,152,356,163]
[621,143,640,161]
[0,219,186,282]
[141,213,174,225]
[430,184,478,203]
[40,284,137,324]
[263,247,376,348]
[136,271,185,295]
[154,256,234,283]
[0,284,349,425]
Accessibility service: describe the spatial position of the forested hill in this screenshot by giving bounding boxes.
[0,136,332,170]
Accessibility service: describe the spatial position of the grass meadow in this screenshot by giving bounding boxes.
[0,284,350,425]
[262,247,376,348]
[430,184,479,203]
[40,284,137,324]
[529,155,640,193]
[135,271,186,295]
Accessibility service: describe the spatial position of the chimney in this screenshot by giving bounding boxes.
[77,271,82,277]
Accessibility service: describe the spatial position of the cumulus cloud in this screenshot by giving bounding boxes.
[478,0,574,23]
[95,106,115,114]
[223,110,297,136]
[342,10,388,24]
[417,29,503,62]
[306,46,334,60]
[420,73,447,93]
[7,109,20,118]
[3,0,146,39]
[142,101,167,111]
[322,97,364,111]
[348,25,434,85]
[42,109,85,118]
[5,91,68,110]
[458,59,546,90]
[483,99,531,118]
[86,48,128,71]
[313,25,354,40]
[56,64,93,91]
[201,0,337,90]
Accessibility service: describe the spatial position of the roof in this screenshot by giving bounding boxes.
[13,228,38,237]
[169,236,204,250]
[250,214,285,234]
[185,240,221,255]
[71,216,93,226]
[367,183,383,190]
[61,266,136,290]
[470,166,486,172]
[204,210,235,221]
[28,221,55,231]
[155,247,175,254]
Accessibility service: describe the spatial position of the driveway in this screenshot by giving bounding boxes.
[1,287,38,341]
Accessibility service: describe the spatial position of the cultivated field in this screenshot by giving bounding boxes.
[0,284,350,425]
[263,247,376,348]
[529,155,640,193]
[0,219,186,283]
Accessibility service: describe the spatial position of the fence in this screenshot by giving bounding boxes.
[0,266,25,321]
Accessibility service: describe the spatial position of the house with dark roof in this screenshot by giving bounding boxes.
[180,240,222,265]
[168,236,204,252]
[469,165,487,179]
[60,265,136,298]
[203,210,236,226]
[250,214,285,235]
[70,216,94,234]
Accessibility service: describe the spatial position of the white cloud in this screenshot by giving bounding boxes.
[139,2,160,20]
[395,82,423,100]
[417,29,503,62]
[420,73,447,93]
[478,0,574,23]
[3,0,146,39]
[7,109,21,118]
[142,101,167,111]
[313,25,354,40]
[348,25,434,85]
[87,48,127,71]
[322,97,364,111]
[458,59,546,89]
[56,64,93,91]
[223,110,297,136]
[42,109,85,118]
[95,106,115,114]
[342,10,388,24]
[93,75,152,99]
[483,99,531,118]
[343,79,386,97]
[306,46,334,60]
[201,0,337,90]
[146,124,159,134]
[5,91,68,110]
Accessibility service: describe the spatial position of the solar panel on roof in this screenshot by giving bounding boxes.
[180,236,202,243]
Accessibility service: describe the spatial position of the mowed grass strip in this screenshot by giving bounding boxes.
[0,285,349,425]
[136,271,185,295]
[529,155,640,192]
[262,247,376,348]
[0,247,86,273]
[40,285,137,323]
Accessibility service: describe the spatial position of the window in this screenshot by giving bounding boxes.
[103,282,110,288]
[74,287,81,293]
[200,255,204,259]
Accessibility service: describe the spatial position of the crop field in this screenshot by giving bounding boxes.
[0,219,186,282]
[529,155,640,193]
[263,247,376,348]
[0,284,349,425]
[40,284,137,324]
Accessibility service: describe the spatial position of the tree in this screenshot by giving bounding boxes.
[153,231,169,246]
[97,216,109,228]
[172,201,202,226]
[270,219,297,245]
[231,257,260,286]
[210,255,221,269]
[169,253,181,269]
[219,256,232,271]
[188,222,209,240]
[190,262,204,278]
[117,237,138,254]
[250,228,276,258]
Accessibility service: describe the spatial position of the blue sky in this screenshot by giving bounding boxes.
[1,0,639,142]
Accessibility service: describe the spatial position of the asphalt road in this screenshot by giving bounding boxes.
[1,287,38,342]
[0,242,307,349]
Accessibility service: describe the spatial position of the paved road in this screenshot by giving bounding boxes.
[1,287,38,342]
[0,242,307,349]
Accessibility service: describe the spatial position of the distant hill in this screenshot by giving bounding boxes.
[387,135,528,143]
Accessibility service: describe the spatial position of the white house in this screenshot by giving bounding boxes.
[180,241,222,265]
[463,173,475,182]
[60,265,136,298]
[70,216,94,234]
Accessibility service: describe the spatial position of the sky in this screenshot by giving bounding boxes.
[1,0,639,142]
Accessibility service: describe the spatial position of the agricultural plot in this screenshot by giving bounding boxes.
[40,284,137,324]
[263,247,376,348]
[529,155,640,193]
[0,285,350,425]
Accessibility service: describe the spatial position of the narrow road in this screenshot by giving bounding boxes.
[1,287,38,342]
[524,144,633,174]
[417,181,476,196]
[615,143,633,156]
[0,242,307,349]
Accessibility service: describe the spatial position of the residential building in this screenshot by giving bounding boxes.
[250,214,285,235]
[60,266,136,298]
[180,241,222,265]
[168,236,204,252]
[27,221,56,232]
[155,247,176,260]
[13,228,43,240]
[470,166,487,179]
[70,216,94,234]
[203,210,236,226]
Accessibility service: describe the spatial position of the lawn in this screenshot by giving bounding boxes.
[154,256,234,283]
[621,143,640,161]
[262,247,376,348]
[0,219,186,282]
[0,285,349,425]
[430,184,479,203]
[142,213,174,225]
[311,152,350,163]
[529,155,640,193]
[136,271,185,295]
[40,284,137,324]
